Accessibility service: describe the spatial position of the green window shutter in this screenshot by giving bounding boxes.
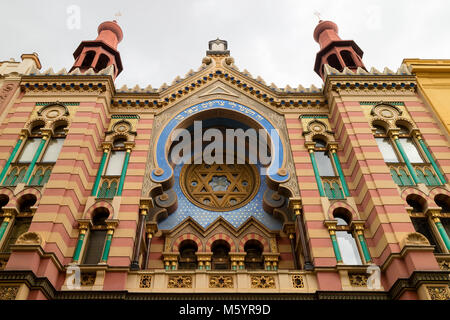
[41,168,52,185]
[3,168,17,186]
[415,169,427,184]
[324,182,333,199]
[29,168,42,186]
[107,181,117,198]
[390,169,402,186]
[97,181,108,198]
[399,169,412,186]
[15,168,26,186]
[332,182,344,199]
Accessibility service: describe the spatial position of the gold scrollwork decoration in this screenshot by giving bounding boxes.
[168,275,193,288]
[209,275,234,288]
[250,275,276,289]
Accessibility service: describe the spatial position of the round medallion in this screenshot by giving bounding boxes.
[313,125,322,132]
[46,110,60,118]
[380,109,394,118]
[180,163,260,211]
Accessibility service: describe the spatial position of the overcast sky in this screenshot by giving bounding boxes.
[1,0,449,89]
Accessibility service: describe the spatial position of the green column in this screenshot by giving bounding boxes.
[394,137,419,184]
[0,217,11,242]
[91,148,109,196]
[116,149,131,196]
[72,230,86,263]
[0,137,24,184]
[309,149,325,197]
[357,233,372,263]
[330,232,343,263]
[22,136,48,184]
[101,230,113,262]
[433,217,450,250]
[331,150,350,197]
[418,138,446,185]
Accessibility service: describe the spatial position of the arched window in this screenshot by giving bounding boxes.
[244,240,264,270]
[41,124,67,163]
[313,138,335,177]
[0,195,8,214]
[211,240,230,270]
[373,124,399,163]
[327,54,342,71]
[81,51,96,68]
[1,195,35,253]
[83,208,109,265]
[104,139,127,176]
[333,208,363,265]
[17,124,44,163]
[178,240,198,270]
[340,50,356,68]
[406,195,442,253]
[95,54,109,71]
[435,194,450,213]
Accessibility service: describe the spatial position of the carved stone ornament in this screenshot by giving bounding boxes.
[80,272,96,286]
[168,275,193,288]
[139,275,152,288]
[209,275,233,288]
[348,273,368,287]
[291,275,304,288]
[15,231,42,245]
[0,286,19,300]
[427,286,450,300]
[250,275,276,289]
[400,232,430,249]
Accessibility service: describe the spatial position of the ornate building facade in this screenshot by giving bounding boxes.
[0,19,449,300]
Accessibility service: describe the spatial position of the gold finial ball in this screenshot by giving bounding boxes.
[271,193,281,201]
[202,57,212,65]
[153,168,164,176]
[277,168,287,176]
[225,57,234,65]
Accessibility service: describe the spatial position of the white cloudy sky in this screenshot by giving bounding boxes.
[1,0,449,89]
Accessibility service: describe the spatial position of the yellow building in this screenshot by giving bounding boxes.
[403,59,450,138]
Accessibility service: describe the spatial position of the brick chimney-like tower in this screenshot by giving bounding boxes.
[70,20,123,79]
[313,20,365,80]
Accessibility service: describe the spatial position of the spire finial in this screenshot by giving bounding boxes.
[313,10,322,22]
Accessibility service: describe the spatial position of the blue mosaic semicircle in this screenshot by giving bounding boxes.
[151,99,288,184]
[157,164,283,231]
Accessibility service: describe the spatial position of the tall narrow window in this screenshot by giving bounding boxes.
[17,124,43,164]
[244,240,264,270]
[211,240,230,270]
[313,139,336,176]
[178,240,198,270]
[83,208,109,265]
[41,125,66,163]
[104,139,126,176]
[1,195,36,253]
[398,138,424,163]
[407,195,442,253]
[333,210,363,265]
